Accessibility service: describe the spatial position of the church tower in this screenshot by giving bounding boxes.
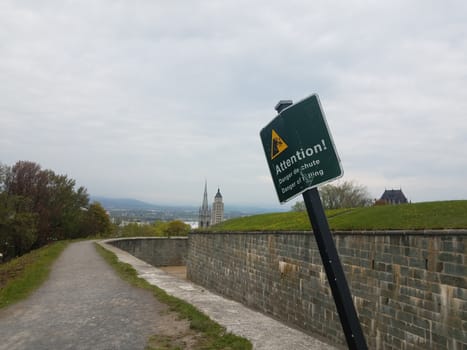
[198,181,211,228]
[211,188,224,225]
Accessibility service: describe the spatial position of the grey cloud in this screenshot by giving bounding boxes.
[1,0,466,206]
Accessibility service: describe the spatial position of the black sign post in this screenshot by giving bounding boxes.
[262,98,368,350]
[302,188,368,350]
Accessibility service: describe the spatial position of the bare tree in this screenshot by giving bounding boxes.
[291,180,372,211]
[291,200,306,212]
[319,180,372,209]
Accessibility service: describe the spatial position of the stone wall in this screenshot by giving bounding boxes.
[108,237,188,267]
[187,231,466,349]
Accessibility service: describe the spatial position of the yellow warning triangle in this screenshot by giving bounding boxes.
[271,129,288,159]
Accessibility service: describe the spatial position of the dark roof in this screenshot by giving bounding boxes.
[380,189,408,204]
[215,188,222,198]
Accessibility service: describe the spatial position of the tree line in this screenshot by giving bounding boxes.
[291,180,372,212]
[0,161,111,261]
[115,220,191,238]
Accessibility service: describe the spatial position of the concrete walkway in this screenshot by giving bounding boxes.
[0,241,178,350]
[100,240,341,350]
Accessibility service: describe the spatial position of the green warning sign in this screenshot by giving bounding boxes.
[260,94,343,203]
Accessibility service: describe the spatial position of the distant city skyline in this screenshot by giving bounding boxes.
[1,1,466,207]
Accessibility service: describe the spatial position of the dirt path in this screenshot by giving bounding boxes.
[0,241,191,350]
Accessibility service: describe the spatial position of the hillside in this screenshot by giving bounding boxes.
[91,197,168,210]
[210,200,467,231]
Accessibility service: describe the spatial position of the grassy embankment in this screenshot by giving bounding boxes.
[95,243,252,350]
[211,200,467,231]
[0,241,69,309]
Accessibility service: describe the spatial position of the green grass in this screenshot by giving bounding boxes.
[330,200,467,230]
[94,243,252,350]
[211,200,467,231]
[0,241,69,309]
[210,208,349,231]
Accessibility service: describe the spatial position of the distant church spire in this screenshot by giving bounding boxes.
[198,181,211,228]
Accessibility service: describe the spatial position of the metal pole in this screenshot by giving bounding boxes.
[275,100,368,350]
[303,188,368,350]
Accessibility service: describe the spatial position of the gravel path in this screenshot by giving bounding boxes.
[0,241,172,350]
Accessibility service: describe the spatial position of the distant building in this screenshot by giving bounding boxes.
[211,188,224,225]
[198,182,211,228]
[378,189,408,205]
[198,183,225,228]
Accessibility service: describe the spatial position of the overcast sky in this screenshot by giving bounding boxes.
[1,1,466,208]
